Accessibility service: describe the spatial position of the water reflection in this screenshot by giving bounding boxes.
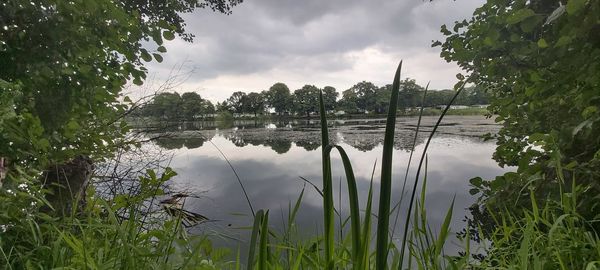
[147,116,499,154]
[154,137,209,150]
[142,116,507,257]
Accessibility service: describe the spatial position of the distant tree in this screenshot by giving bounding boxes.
[181,92,204,120]
[148,92,183,119]
[322,86,339,111]
[266,83,292,116]
[225,91,247,115]
[423,90,453,107]
[465,86,489,105]
[245,92,265,117]
[374,85,392,113]
[338,89,359,113]
[345,81,378,112]
[293,85,320,118]
[216,101,234,113]
[200,100,216,116]
[398,78,424,111]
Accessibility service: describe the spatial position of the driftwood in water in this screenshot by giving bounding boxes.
[42,155,94,215]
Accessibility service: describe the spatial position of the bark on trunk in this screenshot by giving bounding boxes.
[42,155,94,215]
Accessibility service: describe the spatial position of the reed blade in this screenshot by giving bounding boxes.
[375,60,403,269]
[319,90,335,269]
[398,81,467,267]
[247,209,264,270]
[360,167,376,269]
[391,82,429,240]
[258,210,270,270]
[324,144,362,266]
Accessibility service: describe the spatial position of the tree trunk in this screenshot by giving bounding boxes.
[42,155,94,215]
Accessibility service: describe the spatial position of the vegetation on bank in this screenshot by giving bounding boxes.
[1,0,599,270]
[135,82,489,120]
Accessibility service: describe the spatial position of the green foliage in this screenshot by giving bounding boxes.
[181,92,204,120]
[0,0,241,167]
[245,92,266,116]
[437,0,600,237]
[322,86,339,111]
[460,160,600,269]
[265,83,293,116]
[225,91,248,115]
[0,168,232,269]
[397,78,424,111]
[293,85,320,117]
[142,92,215,120]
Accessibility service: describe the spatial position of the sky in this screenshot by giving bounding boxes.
[139,0,484,103]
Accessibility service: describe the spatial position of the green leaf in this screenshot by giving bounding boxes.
[153,53,163,63]
[582,106,598,119]
[537,38,548,48]
[555,36,572,47]
[520,16,543,33]
[507,8,535,25]
[157,46,167,53]
[140,49,152,62]
[567,0,587,15]
[163,31,175,41]
[133,77,143,86]
[470,177,483,187]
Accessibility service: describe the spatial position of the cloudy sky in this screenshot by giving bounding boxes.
[142,0,483,102]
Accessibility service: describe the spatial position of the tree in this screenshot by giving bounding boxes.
[181,92,204,120]
[0,0,243,167]
[266,83,292,116]
[397,78,424,111]
[200,100,216,117]
[338,89,360,113]
[293,85,320,118]
[345,81,378,112]
[374,85,392,113]
[225,91,247,115]
[216,101,234,113]
[147,92,183,119]
[245,92,265,117]
[437,0,600,233]
[322,86,339,112]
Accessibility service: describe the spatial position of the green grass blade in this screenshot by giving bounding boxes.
[324,144,362,266]
[435,197,455,259]
[376,60,403,269]
[248,210,264,270]
[391,83,429,241]
[398,81,467,267]
[259,210,270,270]
[361,165,376,269]
[319,90,335,269]
[291,249,305,270]
[289,186,305,229]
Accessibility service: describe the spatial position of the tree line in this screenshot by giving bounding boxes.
[140,79,489,120]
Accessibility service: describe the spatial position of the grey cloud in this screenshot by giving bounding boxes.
[146,0,483,86]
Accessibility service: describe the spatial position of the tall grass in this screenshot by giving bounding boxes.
[0,168,233,269]
[242,61,462,269]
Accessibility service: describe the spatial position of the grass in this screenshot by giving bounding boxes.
[240,61,465,269]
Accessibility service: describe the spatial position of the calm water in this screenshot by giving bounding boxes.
[145,116,509,254]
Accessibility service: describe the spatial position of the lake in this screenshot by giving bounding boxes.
[138,115,509,255]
